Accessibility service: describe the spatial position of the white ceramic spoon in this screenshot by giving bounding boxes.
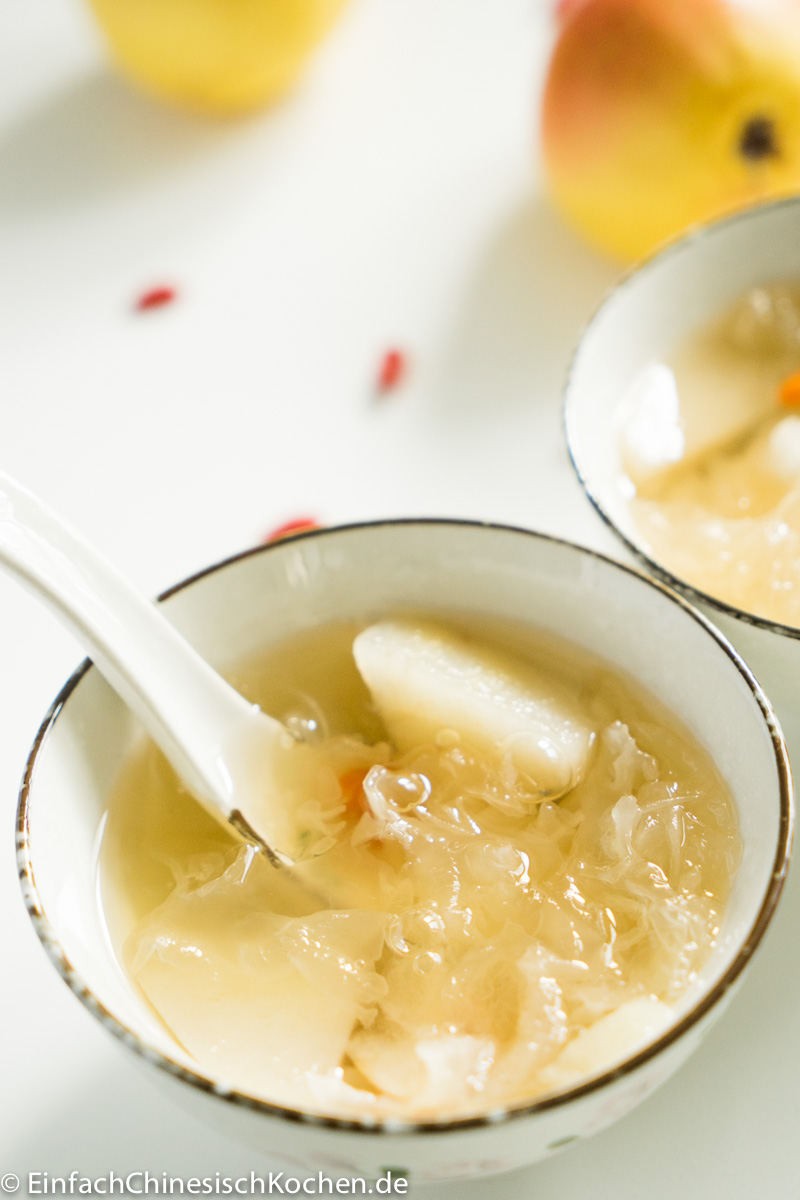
[0,469,324,868]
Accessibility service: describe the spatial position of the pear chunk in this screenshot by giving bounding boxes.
[767,415,800,481]
[127,849,387,1104]
[353,621,595,799]
[537,998,674,1093]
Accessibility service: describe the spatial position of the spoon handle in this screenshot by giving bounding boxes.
[0,470,285,833]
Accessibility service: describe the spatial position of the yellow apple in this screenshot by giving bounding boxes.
[87,0,351,115]
[542,0,800,261]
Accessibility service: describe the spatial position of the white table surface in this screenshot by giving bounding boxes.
[1,0,797,1193]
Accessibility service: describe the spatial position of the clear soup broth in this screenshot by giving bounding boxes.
[622,283,800,625]
[98,615,740,1119]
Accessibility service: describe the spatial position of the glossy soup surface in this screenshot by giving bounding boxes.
[623,283,800,625]
[99,616,740,1119]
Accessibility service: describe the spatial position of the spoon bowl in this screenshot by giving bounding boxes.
[0,468,323,866]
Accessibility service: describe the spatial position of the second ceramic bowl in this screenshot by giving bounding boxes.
[565,195,800,755]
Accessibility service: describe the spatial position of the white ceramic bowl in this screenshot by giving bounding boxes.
[17,520,792,1182]
[565,196,800,756]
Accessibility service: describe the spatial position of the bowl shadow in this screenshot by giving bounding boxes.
[5,1058,269,1174]
[0,70,237,219]
[431,195,619,427]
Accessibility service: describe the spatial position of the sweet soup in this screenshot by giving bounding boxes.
[621,283,800,625]
[98,617,740,1119]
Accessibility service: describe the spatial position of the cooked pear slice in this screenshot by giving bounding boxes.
[537,998,673,1093]
[352,621,595,799]
[128,850,387,1102]
[349,1022,494,1113]
[767,415,800,481]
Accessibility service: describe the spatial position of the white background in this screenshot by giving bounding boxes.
[0,0,796,1193]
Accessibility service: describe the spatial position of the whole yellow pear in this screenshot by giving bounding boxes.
[87,0,350,115]
[542,0,800,261]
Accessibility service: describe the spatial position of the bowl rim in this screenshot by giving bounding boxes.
[15,517,795,1137]
[564,192,800,643]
